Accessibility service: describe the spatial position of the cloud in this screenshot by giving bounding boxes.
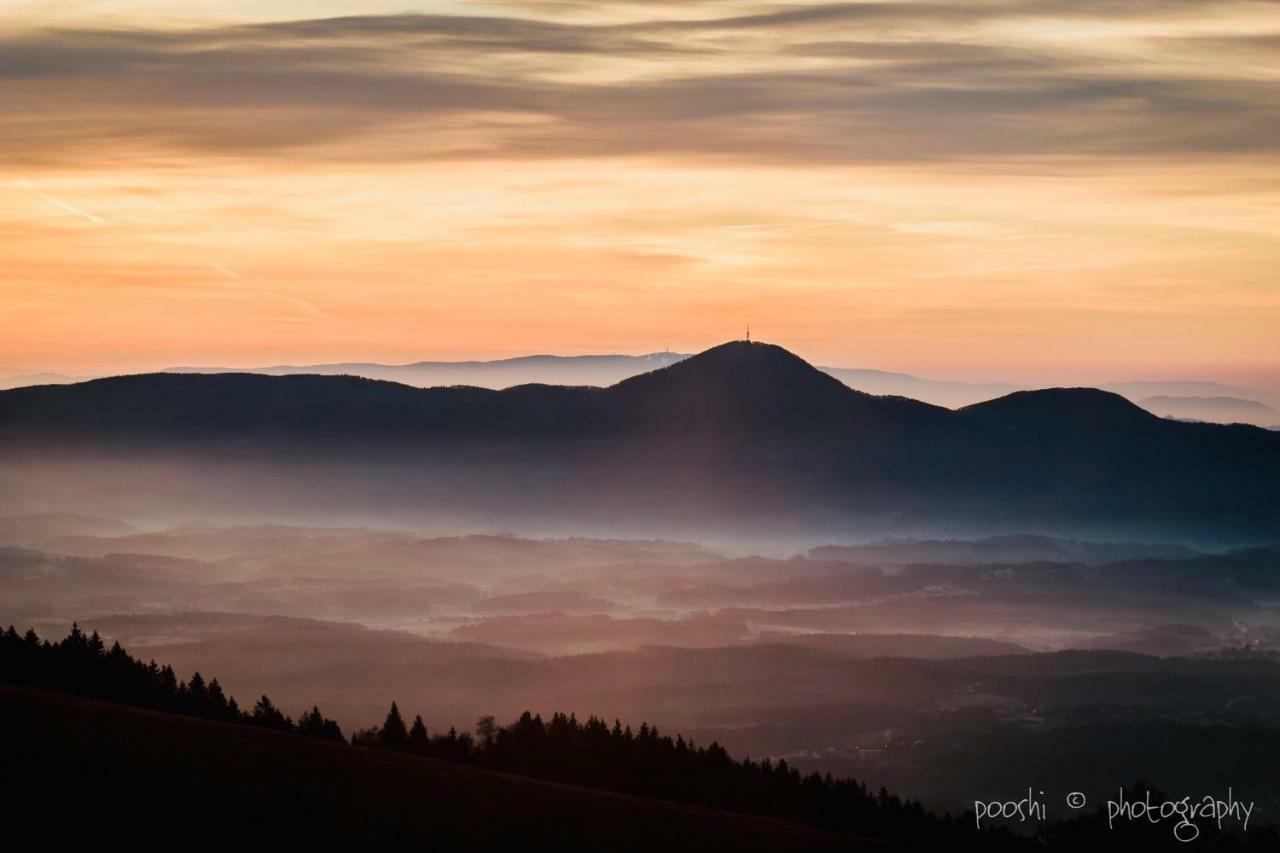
[3,4,1279,166]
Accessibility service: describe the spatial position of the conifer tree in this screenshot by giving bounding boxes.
[409,714,428,750]
[380,701,408,748]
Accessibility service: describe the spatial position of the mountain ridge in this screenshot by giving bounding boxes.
[2,341,1276,538]
[8,351,1277,426]
[0,341,1166,434]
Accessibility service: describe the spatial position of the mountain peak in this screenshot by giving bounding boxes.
[604,340,914,430]
[612,340,849,396]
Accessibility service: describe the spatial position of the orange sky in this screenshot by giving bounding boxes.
[2,1,1278,385]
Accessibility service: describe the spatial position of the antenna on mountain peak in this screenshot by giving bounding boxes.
[746,323,751,343]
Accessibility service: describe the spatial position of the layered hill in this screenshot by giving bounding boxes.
[1,341,1276,538]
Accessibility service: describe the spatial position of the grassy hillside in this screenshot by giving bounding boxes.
[1,685,875,850]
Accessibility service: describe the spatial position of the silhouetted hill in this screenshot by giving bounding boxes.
[0,342,942,436]
[2,341,1277,538]
[1,685,872,850]
[609,342,945,432]
[960,388,1157,431]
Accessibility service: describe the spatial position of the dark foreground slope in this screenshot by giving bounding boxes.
[2,341,1276,538]
[1,685,872,851]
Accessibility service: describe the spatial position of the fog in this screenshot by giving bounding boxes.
[4,501,1278,816]
[3,445,1258,555]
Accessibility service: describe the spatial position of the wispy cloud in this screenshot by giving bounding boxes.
[3,3,1278,165]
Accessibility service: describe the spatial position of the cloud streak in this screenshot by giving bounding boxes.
[3,3,1279,166]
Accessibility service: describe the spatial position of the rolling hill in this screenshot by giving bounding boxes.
[10,355,1279,427]
[1,341,1276,539]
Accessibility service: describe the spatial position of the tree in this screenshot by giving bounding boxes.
[380,701,408,748]
[186,671,208,714]
[475,714,497,747]
[294,704,344,742]
[252,694,292,732]
[207,678,230,718]
[298,705,326,737]
[157,665,178,705]
[409,714,428,750]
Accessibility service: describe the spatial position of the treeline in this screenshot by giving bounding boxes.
[351,702,997,848]
[2,624,982,846]
[4,625,1277,850]
[0,624,344,742]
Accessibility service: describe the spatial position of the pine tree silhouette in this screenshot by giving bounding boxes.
[409,714,428,751]
[252,695,292,732]
[379,701,408,748]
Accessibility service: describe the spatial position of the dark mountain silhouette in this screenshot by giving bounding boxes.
[2,341,1277,537]
[0,342,942,435]
[608,342,946,433]
[13,355,1280,426]
[960,387,1158,431]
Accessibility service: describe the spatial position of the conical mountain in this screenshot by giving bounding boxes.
[605,341,943,431]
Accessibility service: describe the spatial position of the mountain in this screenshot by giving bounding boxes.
[1104,380,1280,426]
[158,353,1019,409]
[164,352,690,389]
[11,355,1280,426]
[0,342,948,438]
[1104,379,1275,402]
[1138,395,1278,426]
[0,371,85,390]
[2,686,867,850]
[825,368,1018,408]
[0,358,1049,413]
[2,341,1277,539]
[608,342,946,431]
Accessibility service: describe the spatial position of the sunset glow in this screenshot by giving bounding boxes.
[3,0,1278,384]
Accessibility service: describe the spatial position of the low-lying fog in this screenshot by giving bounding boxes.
[3,512,1278,817]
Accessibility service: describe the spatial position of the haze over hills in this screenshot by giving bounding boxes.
[1137,395,1278,426]
[2,341,1277,542]
[5,513,1279,832]
[167,352,691,390]
[6,354,1277,426]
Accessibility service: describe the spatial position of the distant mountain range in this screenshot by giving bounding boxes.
[5,353,1276,426]
[1136,395,1277,425]
[3,341,1277,541]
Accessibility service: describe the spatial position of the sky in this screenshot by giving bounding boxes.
[2,0,1278,386]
